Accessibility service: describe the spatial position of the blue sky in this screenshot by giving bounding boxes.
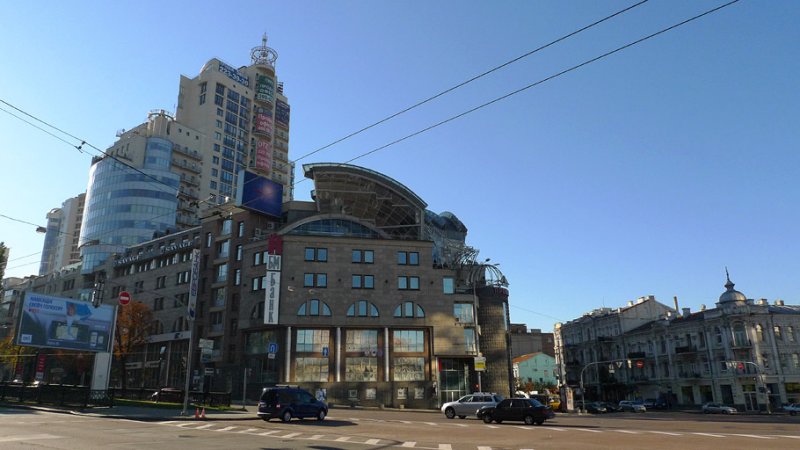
[1,1,798,331]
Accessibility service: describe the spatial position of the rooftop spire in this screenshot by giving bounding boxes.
[251,32,278,67]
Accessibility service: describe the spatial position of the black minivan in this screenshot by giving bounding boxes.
[257,385,328,422]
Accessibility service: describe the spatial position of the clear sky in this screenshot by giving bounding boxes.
[1,1,798,332]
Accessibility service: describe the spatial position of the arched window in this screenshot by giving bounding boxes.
[393,301,424,318]
[755,324,765,341]
[297,299,332,316]
[347,300,379,317]
[732,323,748,347]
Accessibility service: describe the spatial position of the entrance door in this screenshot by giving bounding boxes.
[744,392,758,411]
[439,358,468,404]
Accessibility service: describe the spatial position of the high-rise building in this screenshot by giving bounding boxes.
[39,193,85,275]
[176,34,294,204]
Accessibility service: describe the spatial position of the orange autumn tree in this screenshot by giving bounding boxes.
[114,300,153,390]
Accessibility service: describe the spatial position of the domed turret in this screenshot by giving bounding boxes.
[718,270,747,305]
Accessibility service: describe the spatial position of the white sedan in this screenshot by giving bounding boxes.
[702,402,737,414]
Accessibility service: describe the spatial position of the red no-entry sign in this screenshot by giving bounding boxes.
[119,291,131,306]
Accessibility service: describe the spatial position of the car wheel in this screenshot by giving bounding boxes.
[458,415,466,419]
[524,415,534,425]
[317,409,326,421]
[281,410,292,422]
[445,407,456,419]
[482,415,493,424]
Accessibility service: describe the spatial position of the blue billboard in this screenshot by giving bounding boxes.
[16,293,116,352]
[236,170,283,218]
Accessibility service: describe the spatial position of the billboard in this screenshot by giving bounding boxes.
[264,255,281,325]
[16,293,116,352]
[275,100,290,128]
[255,139,273,173]
[235,170,283,217]
[254,113,274,136]
[256,74,275,103]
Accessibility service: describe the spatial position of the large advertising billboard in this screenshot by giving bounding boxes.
[16,293,116,352]
[255,139,273,173]
[256,74,275,103]
[275,100,290,128]
[235,170,283,218]
[254,113,274,136]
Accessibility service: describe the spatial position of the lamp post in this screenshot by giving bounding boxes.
[579,359,627,413]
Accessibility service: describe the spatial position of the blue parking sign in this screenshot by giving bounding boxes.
[268,342,278,353]
[322,346,329,356]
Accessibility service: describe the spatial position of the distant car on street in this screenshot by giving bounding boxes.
[257,385,328,422]
[586,402,608,414]
[477,398,554,425]
[702,402,737,414]
[782,403,800,415]
[618,400,646,412]
[441,393,503,419]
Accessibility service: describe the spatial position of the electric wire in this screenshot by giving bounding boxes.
[289,0,650,164]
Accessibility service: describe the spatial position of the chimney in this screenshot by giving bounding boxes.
[775,299,785,306]
[682,307,691,317]
[700,304,706,311]
[627,301,634,307]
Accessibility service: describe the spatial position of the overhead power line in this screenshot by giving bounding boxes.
[329,0,741,169]
[290,0,651,164]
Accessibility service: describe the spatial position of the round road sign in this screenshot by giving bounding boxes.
[635,360,645,369]
[119,291,131,306]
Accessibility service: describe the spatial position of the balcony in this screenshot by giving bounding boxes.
[675,345,697,354]
[172,158,201,174]
[173,145,202,160]
[731,339,752,349]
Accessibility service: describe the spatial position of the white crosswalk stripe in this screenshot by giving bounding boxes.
[649,431,681,436]
[401,442,417,447]
[0,434,62,443]
[611,429,638,434]
[365,438,381,444]
[693,432,726,438]
[438,444,452,450]
[730,434,773,440]
[215,426,237,432]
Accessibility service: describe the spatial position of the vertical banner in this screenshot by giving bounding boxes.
[264,255,281,325]
[255,139,273,173]
[188,249,200,321]
[35,354,47,381]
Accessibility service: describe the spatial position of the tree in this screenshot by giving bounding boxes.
[0,336,27,381]
[0,241,7,282]
[113,301,153,390]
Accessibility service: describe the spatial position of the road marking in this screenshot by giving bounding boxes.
[335,436,351,442]
[0,434,61,443]
[478,447,492,450]
[693,432,726,438]
[400,420,413,424]
[307,435,325,440]
[215,426,237,432]
[401,442,417,447]
[281,432,301,438]
[365,438,381,444]
[484,425,499,429]
[194,424,214,429]
[453,423,468,427]
[438,444,452,450]
[772,435,800,439]
[574,428,602,433]
[649,431,682,436]
[424,422,438,426]
[611,429,638,434]
[543,427,565,432]
[730,434,773,440]
[258,430,280,436]
[514,426,533,430]
[158,421,179,424]
[176,423,201,428]
[237,428,260,433]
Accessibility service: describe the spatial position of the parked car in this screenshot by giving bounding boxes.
[257,385,328,422]
[477,398,554,425]
[441,393,503,419]
[601,401,620,412]
[643,398,657,408]
[548,396,561,411]
[783,403,800,415]
[702,402,737,414]
[618,400,646,412]
[586,402,608,414]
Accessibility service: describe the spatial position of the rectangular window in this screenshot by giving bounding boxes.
[215,263,228,283]
[454,303,474,324]
[221,219,233,235]
[235,245,242,261]
[398,276,420,290]
[234,269,241,286]
[238,221,245,237]
[305,247,328,262]
[304,273,327,288]
[295,329,329,353]
[205,232,213,248]
[295,357,329,382]
[254,252,262,266]
[775,326,782,340]
[218,240,230,258]
[346,329,378,352]
[464,328,477,353]
[153,297,164,311]
[393,330,424,353]
[393,357,425,381]
[443,277,455,294]
[345,357,377,382]
[352,249,373,263]
[212,287,225,308]
[397,251,419,265]
[176,271,190,285]
[351,275,374,289]
[155,276,166,289]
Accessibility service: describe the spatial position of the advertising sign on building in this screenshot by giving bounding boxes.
[255,74,275,103]
[16,293,116,352]
[235,170,283,218]
[254,114,274,136]
[474,356,487,371]
[187,249,200,320]
[264,255,281,325]
[218,61,249,87]
[275,100,290,128]
[254,139,272,173]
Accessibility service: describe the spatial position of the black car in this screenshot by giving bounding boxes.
[477,398,554,425]
[257,385,328,422]
[586,402,608,414]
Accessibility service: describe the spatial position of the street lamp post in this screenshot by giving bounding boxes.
[579,359,626,414]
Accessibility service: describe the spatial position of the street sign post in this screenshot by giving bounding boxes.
[118,291,131,306]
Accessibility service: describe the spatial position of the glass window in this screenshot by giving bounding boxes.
[454,303,474,323]
[304,273,314,287]
[363,250,373,263]
[464,328,477,353]
[295,357,329,382]
[443,277,454,294]
[295,329,329,353]
[398,277,408,290]
[238,221,245,237]
[236,245,242,261]
[352,275,362,288]
[317,274,327,287]
[234,269,241,286]
[397,252,407,265]
[352,250,361,263]
[305,248,315,261]
[409,276,419,290]
[310,299,319,316]
[394,330,424,352]
[317,248,328,262]
[345,357,377,382]
[394,357,425,381]
[221,219,232,235]
[215,263,228,282]
[347,301,379,317]
[364,275,374,289]
[774,326,783,340]
[218,240,229,258]
[346,329,378,352]
[408,252,419,265]
[352,249,373,263]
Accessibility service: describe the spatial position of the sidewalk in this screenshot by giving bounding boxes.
[2,403,259,421]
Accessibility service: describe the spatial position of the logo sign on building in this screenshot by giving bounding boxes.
[16,293,116,352]
[187,249,200,320]
[235,170,283,218]
[218,61,249,87]
[275,100,290,128]
[474,356,487,372]
[255,74,275,103]
[264,255,281,325]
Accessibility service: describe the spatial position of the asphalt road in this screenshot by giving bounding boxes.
[1,407,799,449]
